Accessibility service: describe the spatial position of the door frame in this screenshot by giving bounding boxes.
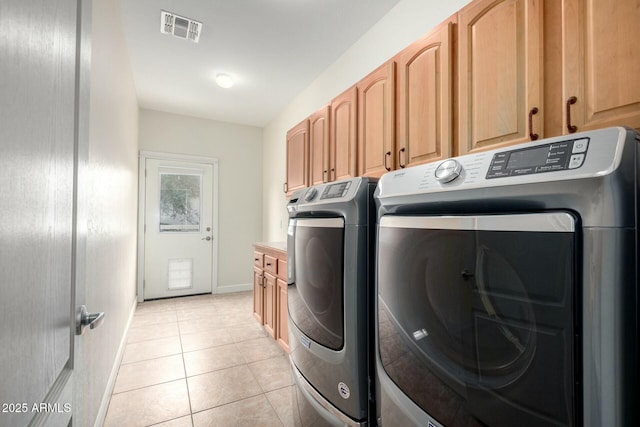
[137,151,219,302]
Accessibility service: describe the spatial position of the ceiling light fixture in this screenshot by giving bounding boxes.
[215,73,234,89]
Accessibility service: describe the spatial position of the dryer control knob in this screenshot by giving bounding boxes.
[304,187,318,202]
[435,159,462,183]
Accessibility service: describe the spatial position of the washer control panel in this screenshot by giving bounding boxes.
[320,180,352,200]
[486,138,589,179]
[376,127,629,200]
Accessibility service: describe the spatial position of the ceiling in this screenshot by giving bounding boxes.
[119,0,403,127]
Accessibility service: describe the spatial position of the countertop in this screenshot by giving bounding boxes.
[253,241,287,253]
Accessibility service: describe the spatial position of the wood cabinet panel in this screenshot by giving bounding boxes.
[253,243,288,352]
[276,278,289,352]
[286,119,309,196]
[358,62,396,178]
[562,0,640,132]
[458,0,543,154]
[330,87,358,181]
[252,267,263,324]
[277,258,287,281]
[253,251,263,269]
[264,254,277,276]
[264,272,276,339]
[396,19,454,168]
[309,106,330,186]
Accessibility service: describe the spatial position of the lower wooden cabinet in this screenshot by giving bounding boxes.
[252,243,288,352]
[263,272,276,339]
[252,266,264,324]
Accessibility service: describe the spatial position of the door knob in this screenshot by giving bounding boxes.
[201,236,212,241]
[76,305,105,335]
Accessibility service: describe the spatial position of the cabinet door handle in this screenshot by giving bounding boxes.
[266,262,272,266]
[566,96,578,134]
[323,170,328,183]
[384,151,392,171]
[254,258,259,262]
[283,182,288,193]
[528,107,539,141]
[398,147,406,168]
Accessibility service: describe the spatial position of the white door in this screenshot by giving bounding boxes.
[143,158,217,299]
[0,0,89,426]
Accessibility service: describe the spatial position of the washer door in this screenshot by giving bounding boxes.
[377,212,577,427]
[288,217,345,350]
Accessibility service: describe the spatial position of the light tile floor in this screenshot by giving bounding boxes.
[104,291,295,427]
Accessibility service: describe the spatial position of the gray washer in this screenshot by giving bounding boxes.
[374,127,639,426]
[287,176,377,426]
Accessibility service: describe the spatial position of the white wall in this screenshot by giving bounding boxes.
[138,109,264,292]
[80,0,140,426]
[262,0,472,241]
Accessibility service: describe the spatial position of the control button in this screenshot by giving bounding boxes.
[435,159,462,183]
[304,187,318,202]
[486,170,511,178]
[545,156,564,165]
[512,167,535,175]
[572,138,588,153]
[568,154,585,169]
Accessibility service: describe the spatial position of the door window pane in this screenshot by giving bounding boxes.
[159,173,201,232]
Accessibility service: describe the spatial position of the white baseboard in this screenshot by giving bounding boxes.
[214,283,252,294]
[94,296,137,427]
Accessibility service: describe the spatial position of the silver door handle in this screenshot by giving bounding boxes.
[76,305,105,335]
[201,236,212,241]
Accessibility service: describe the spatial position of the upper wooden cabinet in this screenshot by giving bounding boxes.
[309,106,330,186]
[395,19,454,169]
[357,62,396,178]
[330,87,358,182]
[561,0,640,133]
[285,119,309,196]
[284,0,638,184]
[458,0,544,154]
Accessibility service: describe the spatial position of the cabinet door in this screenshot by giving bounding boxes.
[276,278,289,352]
[458,0,543,154]
[309,106,330,186]
[358,61,396,178]
[562,0,640,133]
[396,19,454,168]
[253,267,264,324]
[286,119,309,196]
[330,87,358,181]
[264,272,277,339]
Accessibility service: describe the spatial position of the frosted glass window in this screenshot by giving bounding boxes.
[168,258,193,290]
[160,173,201,232]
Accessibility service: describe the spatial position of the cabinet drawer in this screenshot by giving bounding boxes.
[277,258,287,281]
[253,252,264,268]
[264,255,278,275]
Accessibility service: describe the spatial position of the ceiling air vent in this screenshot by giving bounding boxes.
[160,11,202,43]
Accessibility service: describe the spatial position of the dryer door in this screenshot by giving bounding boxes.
[288,217,345,350]
[377,212,578,427]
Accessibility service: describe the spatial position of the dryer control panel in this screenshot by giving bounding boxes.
[376,127,632,199]
[487,138,589,179]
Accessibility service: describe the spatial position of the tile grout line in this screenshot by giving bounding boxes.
[176,309,196,427]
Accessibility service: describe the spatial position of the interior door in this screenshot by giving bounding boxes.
[144,158,216,299]
[0,0,85,425]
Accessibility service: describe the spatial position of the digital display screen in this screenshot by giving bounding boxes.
[506,146,549,169]
[324,183,347,198]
